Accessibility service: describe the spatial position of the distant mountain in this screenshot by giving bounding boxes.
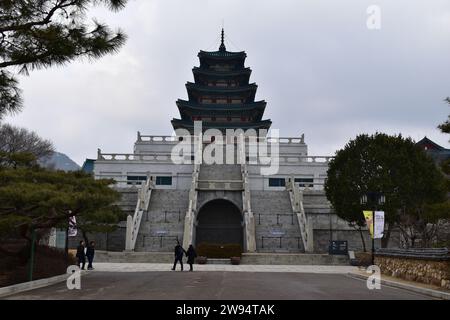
[39,152,80,171]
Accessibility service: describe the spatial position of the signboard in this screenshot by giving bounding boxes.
[329,240,348,255]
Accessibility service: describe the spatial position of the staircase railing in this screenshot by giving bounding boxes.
[182,163,199,249]
[239,135,256,252]
[126,175,154,251]
[182,134,202,249]
[286,178,313,253]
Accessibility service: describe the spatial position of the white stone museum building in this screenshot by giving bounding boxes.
[73,31,395,257]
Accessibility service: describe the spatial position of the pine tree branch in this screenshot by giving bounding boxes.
[0,0,78,33]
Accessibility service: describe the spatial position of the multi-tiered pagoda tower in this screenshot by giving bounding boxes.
[171,29,272,133]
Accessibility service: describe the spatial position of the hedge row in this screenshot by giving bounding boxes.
[196,243,243,258]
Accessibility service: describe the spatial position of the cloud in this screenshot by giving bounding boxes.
[4,0,450,165]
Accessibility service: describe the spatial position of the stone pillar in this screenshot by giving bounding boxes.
[182,211,194,249]
[305,217,314,253]
[124,214,133,251]
[244,211,256,252]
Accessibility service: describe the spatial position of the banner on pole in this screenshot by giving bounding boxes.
[363,211,385,239]
[363,211,374,238]
[374,211,385,239]
[68,216,77,237]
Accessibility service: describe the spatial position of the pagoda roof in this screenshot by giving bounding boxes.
[176,99,266,111]
[198,50,246,60]
[416,136,450,152]
[192,67,252,77]
[171,118,272,131]
[186,82,257,94]
[177,100,266,119]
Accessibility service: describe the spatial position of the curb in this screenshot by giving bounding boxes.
[348,272,450,300]
[0,273,69,298]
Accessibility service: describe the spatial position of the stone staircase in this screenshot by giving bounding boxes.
[115,188,139,215]
[134,189,189,252]
[251,190,304,253]
[303,190,331,208]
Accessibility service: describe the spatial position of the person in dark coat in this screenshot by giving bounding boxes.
[86,241,95,270]
[186,244,197,272]
[172,241,185,271]
[76,240,86,270]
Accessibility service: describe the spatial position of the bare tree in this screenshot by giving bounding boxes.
[0,123,54,161]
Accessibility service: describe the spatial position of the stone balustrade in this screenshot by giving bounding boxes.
[278,155,333,163]
[97,151,187,162]
[135,132,308,145]
[97,150,333,165]
[247,155,333,165]
[137,133,180,143]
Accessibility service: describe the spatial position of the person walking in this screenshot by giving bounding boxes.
[172,241,185,271]
[86,241,96,270]
[76,240,86,270]
[186,244,197,272]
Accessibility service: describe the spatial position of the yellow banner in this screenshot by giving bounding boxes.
[363,211,374,239]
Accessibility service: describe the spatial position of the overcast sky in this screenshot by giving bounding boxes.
[4,0,450,165]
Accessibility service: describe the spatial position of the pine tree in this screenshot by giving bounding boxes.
[324,133,448,249]
[0,153,122,260]
[0,0,128,118]
[438,98,450,137]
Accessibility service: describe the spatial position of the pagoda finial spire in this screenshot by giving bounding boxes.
[219,28,226,52]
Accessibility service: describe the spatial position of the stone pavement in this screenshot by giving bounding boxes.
[5,270,434,300]
[92,263,358,273]
[349,269,450,300]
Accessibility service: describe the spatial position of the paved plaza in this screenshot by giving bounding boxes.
[92,263,358,273]
[4,264,435,300]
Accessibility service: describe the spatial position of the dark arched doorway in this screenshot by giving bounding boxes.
[195,199,243,246]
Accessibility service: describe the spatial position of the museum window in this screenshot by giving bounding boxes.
[295,178,314,188]
[127,175,147,185]
[156,176,172,186]
[268,178,286,187]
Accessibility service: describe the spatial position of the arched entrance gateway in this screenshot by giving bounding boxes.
[195,199,243,247]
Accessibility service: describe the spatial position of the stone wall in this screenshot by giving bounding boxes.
[313,229,401,253]
[68,223,126,252]
[437,219,450,246]
[241,253,349,265]
[375,249,450,290]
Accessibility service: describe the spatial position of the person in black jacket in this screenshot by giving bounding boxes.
[86,241,95,270]
[76,240,86,270]
[171,241,185,271]
[186,244,197,272]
